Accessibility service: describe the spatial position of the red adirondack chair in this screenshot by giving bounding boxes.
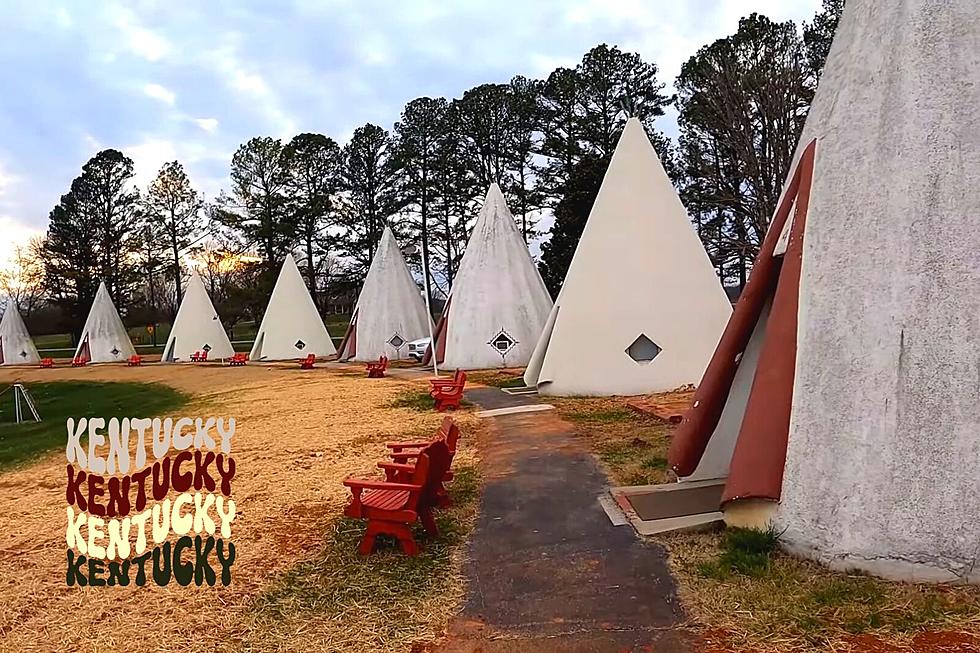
[127,354,142,367]
[228,352,248,366]
[430,371,466,412]
[190,350,209,363]
[39,358,54,369]
[383,417,461,507]
[300,353,316,369]
[343,438,451,556]
[366,356,389,378]
[428,369,463,391]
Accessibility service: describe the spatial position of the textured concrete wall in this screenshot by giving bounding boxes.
[776,0,980,582]
[0,305,39,365]
[442,184,553,370]
[75,282,137,363]
[346,226,431,361]
[250,255,335,361]
[165,271,234,362]
[527,118,730,396]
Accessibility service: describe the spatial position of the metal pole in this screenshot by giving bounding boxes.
[421,260,439,377]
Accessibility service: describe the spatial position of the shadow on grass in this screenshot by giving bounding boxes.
[244,466,480,651]
[388,388,469,413]
[0,381,191,470]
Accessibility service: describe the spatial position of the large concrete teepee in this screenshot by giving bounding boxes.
[250,254,335,361]
[74,282,137,363]
[163,270,234,362]
[425,184,552,370]
[524,118,731,396]
[0,304,39,365]
[670,0,980,582]
[338,226,431,362]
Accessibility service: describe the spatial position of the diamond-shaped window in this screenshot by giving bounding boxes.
[202,343,212,352]
[388,333,405,348]
[19,350,27,359]
[626,334,661,364]
[294,339,306,350]
[489,329,517,355]
[111,346,120,356]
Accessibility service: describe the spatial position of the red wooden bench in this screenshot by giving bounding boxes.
[428,369,464,391]
[39,358,54,369]
[127,354,142,367]
[366,355,389,378]
[430,371,466,412]
[343,438,451,556]
[383,416,461,507]
[71,356,88,368]
[190,350,209,363]
[228,352,248,366]
[299,353,316,369]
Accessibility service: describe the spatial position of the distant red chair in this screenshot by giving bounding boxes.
[39,358,54,369]
[299,353,316,369]
[430,371,466,412]
[71,355,88,368]
[228,352,248,366]
[366,356,389,378]
[127,354,142,367]
[190,350,209,363]
[343,438,451,556]
[383,417,461,507]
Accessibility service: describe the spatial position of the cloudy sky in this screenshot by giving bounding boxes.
[0,0,821,267]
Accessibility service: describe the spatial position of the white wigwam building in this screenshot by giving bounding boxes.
[426,184,552,370]
[524,118,731,396]
[337,225,431,362]
[0,304,40,365]
[250,254,336,361]
[74,281,137,363]
[163,269,235,362]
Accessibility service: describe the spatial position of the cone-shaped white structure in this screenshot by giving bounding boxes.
[429,184,552,370]
[770,0,980,582]
[525,118,731,396]
[0,304,39,365]
[163,270,235,362]
[337,226,431,362]
[74,282,137,363]
[250,254,335,361]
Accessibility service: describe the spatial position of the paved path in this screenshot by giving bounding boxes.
[438,388,693,653]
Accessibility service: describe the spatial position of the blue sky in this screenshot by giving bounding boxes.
[0,0,822,266]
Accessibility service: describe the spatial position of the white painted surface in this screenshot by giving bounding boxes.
[74,282,137,363]
[250,255,336,361]
[340,226,431,361]
[0,305,39,365]
[441,184,553,370]
[526,118,732,396]
[776,0,980,582]
[163,270,234,362]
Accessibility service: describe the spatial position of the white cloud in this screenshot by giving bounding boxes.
[108,5,171,62]
[124,138,178,188]
[143,83,176,105]
[193,117,219,132]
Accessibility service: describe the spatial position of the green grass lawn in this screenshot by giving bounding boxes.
[33,314,352,355]
[0,381,191,470]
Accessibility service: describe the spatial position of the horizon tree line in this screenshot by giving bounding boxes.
[23,1,843,343]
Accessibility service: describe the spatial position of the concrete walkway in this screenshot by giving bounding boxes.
[439,388,692,653]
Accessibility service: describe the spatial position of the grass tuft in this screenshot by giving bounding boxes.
[388,388,437,412]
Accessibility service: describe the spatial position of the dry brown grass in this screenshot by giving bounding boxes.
[0,363,482,653]
[554,394,980,653]
[551,396,674,486]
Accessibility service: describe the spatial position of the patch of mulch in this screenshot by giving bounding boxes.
[626,386,696,424]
